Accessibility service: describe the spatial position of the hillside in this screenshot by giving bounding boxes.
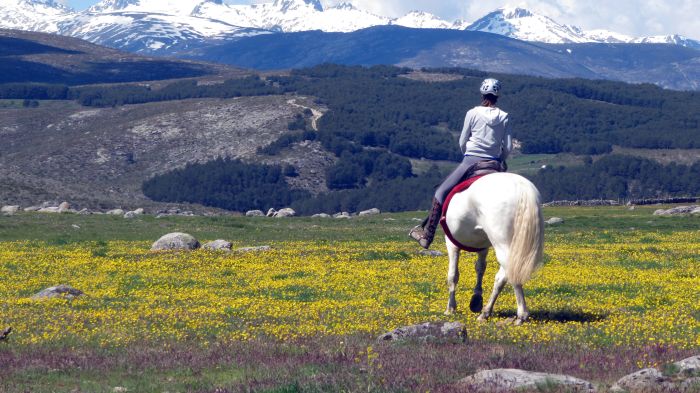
[185,26,700,91]
[0,96,329,210]
[0,29,239,85]
[0,32,698,212]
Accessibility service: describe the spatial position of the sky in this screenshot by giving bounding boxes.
[63,0,699,39]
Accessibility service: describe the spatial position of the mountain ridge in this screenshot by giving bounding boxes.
[1,0,697,56]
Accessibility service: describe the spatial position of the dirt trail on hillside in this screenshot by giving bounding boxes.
[287,98,324,131]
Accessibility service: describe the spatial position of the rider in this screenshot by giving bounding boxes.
[409,78,513,249]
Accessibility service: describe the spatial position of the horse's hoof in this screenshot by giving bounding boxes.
[469,294,483,313]
[477,313,488,322]
[444,308,456,315]
[514,318,526,326]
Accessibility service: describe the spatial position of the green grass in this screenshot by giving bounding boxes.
[0,206,696,245]
[0,206,698,392]
[409,153,585,177]
[507,153,585,174]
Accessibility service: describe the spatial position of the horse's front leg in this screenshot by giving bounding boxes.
[469,249,488,313]
[445,240,460,315]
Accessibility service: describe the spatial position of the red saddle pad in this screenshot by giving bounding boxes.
[439,175,487,253]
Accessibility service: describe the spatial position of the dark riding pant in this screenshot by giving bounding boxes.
[434,155,492,204]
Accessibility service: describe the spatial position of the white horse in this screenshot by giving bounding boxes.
[442,172,544,325]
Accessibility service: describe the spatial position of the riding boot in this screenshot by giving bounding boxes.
[409,198,442,249]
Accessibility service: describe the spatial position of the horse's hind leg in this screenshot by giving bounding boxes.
[469,249,488,313]
[445,240,460,315]
[513,284,529,325]
[477,266,508,322]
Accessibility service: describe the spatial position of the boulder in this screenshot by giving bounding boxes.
[674,355,700,375]
[151,233,200,251]
[274,208,296,218]
[24,206,41,212]
[236,246,272,253]
[377,322,466,342]
[546,217,564,225]
[418,250,444,257]
[458,369,596,392]
[38,207,61,213]
[680,378,700,392]
[359,208,381,216]
[58,202,70,212]
[1,205,20,215]
[312,213,331,218]
[106,209,125,216]
[77,208,91,215]
[123,209,144,218]
[266,208,277,217]
[32,284,84,300]
[654,206,699,216]
[334,212,351,219]
[246,210,265,217]
[203,240,233,251]
[610,368,668,393]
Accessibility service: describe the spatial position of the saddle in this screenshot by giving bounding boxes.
[439,159,505,252]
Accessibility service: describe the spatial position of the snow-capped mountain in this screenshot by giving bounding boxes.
[464,7,700,49]
[0,0,72,33]
[57,11,268,53]
[464,7,589,43]
[0,0,698,55]
[391,11,452,29]
[191,0,391,33]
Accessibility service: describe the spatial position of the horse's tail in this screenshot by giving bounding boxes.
[506,180,544,285]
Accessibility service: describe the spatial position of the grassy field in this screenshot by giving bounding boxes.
[0,207,698,392]
[409,153,584,177]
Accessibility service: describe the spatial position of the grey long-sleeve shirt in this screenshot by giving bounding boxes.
[458,106,513,160]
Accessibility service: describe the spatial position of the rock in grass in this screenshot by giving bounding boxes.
[458,368,597,392]
[654,206,699,216]
[151,232,200,251]
[545,217,564,225]
[681,377,700,391]
[312,213,331,218]
[236,246,272,253]
[106,209,125,216]
[610,368,668,392]
[246,210,265,217]
[418,250,444,257]
[378,322,466,342]
[1,205,20,216]
[203,240,233,251]
[32,284,84,300]
[359,208,381,216]
[274,208,296,218]
[674,355,700,375]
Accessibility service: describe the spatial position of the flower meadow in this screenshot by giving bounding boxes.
[0,230,698,352]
